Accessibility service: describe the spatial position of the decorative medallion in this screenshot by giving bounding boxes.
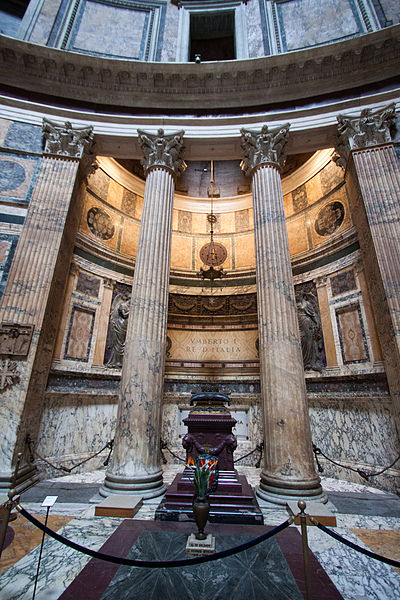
[199,242,227,266]
[87,207,115,240]
[0,359,20,391]
[314,202,345,237]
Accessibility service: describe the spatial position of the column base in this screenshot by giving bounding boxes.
[99,470,166,500]
[257,472,328,506]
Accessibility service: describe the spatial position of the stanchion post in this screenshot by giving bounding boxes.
[0,452,22,558]
[32,496,58,600]
[298,499,312,600]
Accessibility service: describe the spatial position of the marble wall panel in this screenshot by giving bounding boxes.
[275,0,362,52]
[87,168,110,200]
[319,160,344,196]
[176,210,192,234]
[120,218,140,257]
[120,189,137,218]
[286,214,309,255]
[0,234,18,299]
[235,209,250,232]
[66,1,147,59]
[0,154,41,204]
[378,0,400,25]
[3,121,42,154]
[220,211,235,234]
[76,272,101,298]
[160,1,179,61]
[291,183,308,213]
[36,393,118,475]
[234,233,255,269]
[247,0,266,57]
[309,397,399,492]
[305,171,323,205]
[171,235,192,270]
[64,306,96,362]
[336,304,369,363]
[106,179,123,212]
[166,329,259,361]
[330,269,357,297]
[29,0,63,45]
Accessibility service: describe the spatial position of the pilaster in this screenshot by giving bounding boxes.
[0,119,95,492]
[335,104,400,430]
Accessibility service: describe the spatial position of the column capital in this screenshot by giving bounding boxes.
[137,128,186,177]
[314,275,328,289]
[42,118,96,175]
[333,103,396,169]
[240,123,290,175]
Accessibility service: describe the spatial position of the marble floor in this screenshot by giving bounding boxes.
[0,465,399,600]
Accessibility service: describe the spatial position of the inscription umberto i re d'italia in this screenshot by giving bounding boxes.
[186,336,241,355]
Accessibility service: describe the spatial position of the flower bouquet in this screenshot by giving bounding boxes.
[186,454,219,540]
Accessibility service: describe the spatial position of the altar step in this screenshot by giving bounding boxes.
[155,470,264,525]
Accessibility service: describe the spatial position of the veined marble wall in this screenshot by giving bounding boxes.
[309,396,399,493]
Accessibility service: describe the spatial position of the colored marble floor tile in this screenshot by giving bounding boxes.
[0,512,73,575]
[352,528,400,574]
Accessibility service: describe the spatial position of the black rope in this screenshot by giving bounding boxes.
[313,520,400,568]
[17,505,291,568]
[160,439,185,464]
[312,443,400,481]
[26,435,114,473]
[234,442,264,467]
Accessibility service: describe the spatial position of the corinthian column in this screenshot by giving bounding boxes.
[335,104,400,433]
[101,129,186,498]
[0,119,95,493]
[241,124,325,505]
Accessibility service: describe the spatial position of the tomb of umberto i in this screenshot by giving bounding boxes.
[0,0,399,504]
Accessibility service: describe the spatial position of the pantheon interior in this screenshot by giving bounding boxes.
[0,0,399,598]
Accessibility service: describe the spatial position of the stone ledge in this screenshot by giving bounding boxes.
[0,26,399,111]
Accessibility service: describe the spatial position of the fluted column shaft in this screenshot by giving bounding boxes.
[252,164,324,504]
[0,120,95,492]
[345,144,400,430]
[102,128,185,498]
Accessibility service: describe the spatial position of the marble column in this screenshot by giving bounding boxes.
[101,129,186,498]
[241,124,325,505]
[335,103,400,432]
[0,119,95,492]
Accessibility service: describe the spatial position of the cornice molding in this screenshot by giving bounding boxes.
[1,26,399,111]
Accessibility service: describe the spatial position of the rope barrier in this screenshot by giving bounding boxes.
[311,518,400,569]
[26,435,114,474]
[17,505,291,568]
[312,443,400,481]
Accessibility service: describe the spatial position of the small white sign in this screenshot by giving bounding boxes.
[41,496,58,507]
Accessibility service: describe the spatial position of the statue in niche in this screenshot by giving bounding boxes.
[296,292,323,373]
[106,293,131,368]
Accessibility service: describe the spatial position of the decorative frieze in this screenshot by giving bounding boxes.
[0,322,33,356]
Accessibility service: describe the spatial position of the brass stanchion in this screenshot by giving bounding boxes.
[0,452,22,558]
[298,499,312,600]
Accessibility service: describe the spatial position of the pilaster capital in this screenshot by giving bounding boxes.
[42,118,96,175]
[333,103,396,169]
[240,123,290,175]
[137,128,186,177]
[103,277,115,290]
[314,275,327,289]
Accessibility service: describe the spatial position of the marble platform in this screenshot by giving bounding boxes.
[0,466,399,600]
